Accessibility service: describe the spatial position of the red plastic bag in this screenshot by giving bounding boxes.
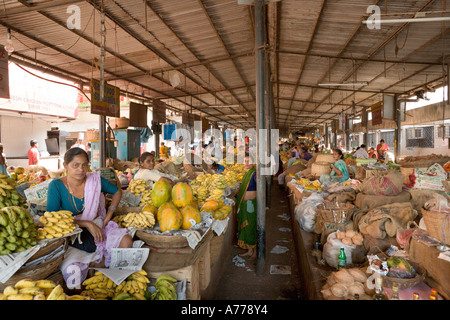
[396,221,418,250]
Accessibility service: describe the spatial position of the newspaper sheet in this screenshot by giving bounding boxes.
[94,247,150,285]
[0,245,41,283]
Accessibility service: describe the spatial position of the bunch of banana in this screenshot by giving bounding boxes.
[206,188,224,202]
[150,275,178,300]
[127,179,149,197]
[139,189,153,207]
[0,279,58,300]
[192,185,208,203]
[211,174,227,190]
[0,174,27,209]
[191,174,213,188]
[113,270,149,300]
[36,210,76,240]
[296,178,311,186]
[112,211,155,229]
[0,206,37,255]
[224,170,238,187]
[303,179,324,191]
[81,271,118,300]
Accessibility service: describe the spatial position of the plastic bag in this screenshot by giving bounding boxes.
[396,221,418,250]
[322,231,356,268]
[294,193,324,232]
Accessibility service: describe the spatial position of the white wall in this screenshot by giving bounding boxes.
[0,114,51,157]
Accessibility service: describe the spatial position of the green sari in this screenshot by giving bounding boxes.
[236,167,257,250]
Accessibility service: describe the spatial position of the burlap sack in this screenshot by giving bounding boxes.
[363,235,398,255]
[154,161,179,175]
[358,202,417,239]
[407,189,441,213]
[357,170,404,196]
[283,163,306,176]
[354,190,411,212]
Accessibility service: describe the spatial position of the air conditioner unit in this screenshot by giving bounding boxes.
[407,127,424,139]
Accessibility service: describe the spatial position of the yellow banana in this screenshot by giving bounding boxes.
[3,286,18,296]
[33,294,46,300]
[35,279,56,289]
[133,293,146,300]
[43,212,54,218]
[19,287,44,296]
[46,217,59,224]
[46,285,64,300]
[15,279,36,289]
[7,294,34,300]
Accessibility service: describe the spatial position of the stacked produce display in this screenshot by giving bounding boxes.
[81,270,150,300]
[36,210,77,240]
[0,174,28,208]
[0,206,37,254]
[0,279,75,300]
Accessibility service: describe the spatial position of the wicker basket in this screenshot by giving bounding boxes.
[0,253,65,291]
[317,204,354,224]
[421,208,450,245]
[382,261,426,290]
[136,231,189,249]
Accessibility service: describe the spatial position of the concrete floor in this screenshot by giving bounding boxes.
[211,180,305,300]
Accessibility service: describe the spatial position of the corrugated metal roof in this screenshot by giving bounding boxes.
[0,0,448,129]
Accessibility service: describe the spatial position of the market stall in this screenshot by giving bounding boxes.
[285,152,450,300]
[0,155,243,300]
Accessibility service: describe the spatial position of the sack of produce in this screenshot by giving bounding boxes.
[294,193,324,233]
[357,170,404,196]
[322,231,357,268]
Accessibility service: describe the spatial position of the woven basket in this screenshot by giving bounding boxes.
[317,204,354,224]
[421,208,450,245]
[136,231,189,249]
[0,253,65,291]
[382,261,426,290]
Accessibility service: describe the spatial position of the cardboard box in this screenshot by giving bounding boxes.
[109,117,130,129]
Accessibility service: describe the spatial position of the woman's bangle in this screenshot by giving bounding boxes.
[108,205,117,212]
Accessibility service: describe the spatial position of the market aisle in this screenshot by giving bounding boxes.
[211,178,305,300]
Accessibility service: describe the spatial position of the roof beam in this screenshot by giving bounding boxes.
[0,0,83,18]
[283,0,327,126]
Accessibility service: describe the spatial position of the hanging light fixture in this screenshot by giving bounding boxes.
[4,28,14,55]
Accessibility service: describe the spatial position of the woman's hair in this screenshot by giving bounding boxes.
[139,152,154,164]
[211,162,219,169]
[30,140,38,147]
[333,148,344,159]
[64,147,89,164]
[301,147,308,152]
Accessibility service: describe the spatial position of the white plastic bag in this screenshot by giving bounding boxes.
[294,193,324,233]
[322,231,356,268]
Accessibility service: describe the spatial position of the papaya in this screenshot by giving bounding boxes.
[212,205,232,220]
[141,204,157,216]
[180,205,201,230]
[151,180,172,207]
[158,205,182,232]
[171,183,194,208]
[387,257,412,273]
[156,202,176,222]
[200,200,220,213]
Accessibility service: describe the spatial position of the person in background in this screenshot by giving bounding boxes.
[300,147,312,161]
[211,162,225,174]
[0,144,10,177]
[286,151,297,168]
[71,138,86,150]
[353,144,369,159]
[236,153,257,260]
[133,152,176,185]
[376,139,389,161]
[368,147,377,159]
[319,148,350,184]
[28,140,40,165]
[86,142,92,162]
[159,142,169,160]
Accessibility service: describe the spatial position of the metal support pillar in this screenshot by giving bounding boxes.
[99,5,106,168]
[255,0,266,276]
[362,107,368,146]
[394,94,401,161]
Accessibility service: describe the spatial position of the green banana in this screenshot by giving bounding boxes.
[6,235,17,243]
[3,207,17,223]
[15,245,26,252]
[0,239,5,246]
[5,243,16,251]
[113,292,132,300]
[155,275,178,283]
[157,285,176,300]
[0,227,8,238]
[21,230,29,239]
[14,220,23,234]
[0,212,8,226]
[5,224,15,236]
[0,249,11,255]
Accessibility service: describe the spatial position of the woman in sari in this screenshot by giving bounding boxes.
[319,149,350,184]
[47,148,132,261]
[235,154,257,260]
